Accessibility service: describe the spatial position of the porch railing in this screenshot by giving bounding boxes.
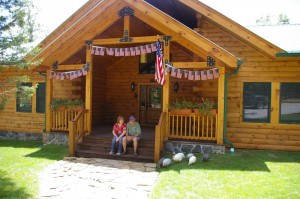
[51,107,84,131]
[68,109,88,156]
[168,112,218,141]
[154,112,167,162]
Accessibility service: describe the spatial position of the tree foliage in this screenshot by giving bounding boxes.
[0,0,41,111]
[256,13,290,26]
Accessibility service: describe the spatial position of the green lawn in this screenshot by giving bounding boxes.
[0,140,68,199]
[151,149,300,199]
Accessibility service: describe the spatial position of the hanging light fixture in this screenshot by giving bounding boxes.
[174,82,179,92]
[131,82,136,92]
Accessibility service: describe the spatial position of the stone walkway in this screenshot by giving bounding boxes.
[38,157,158,199]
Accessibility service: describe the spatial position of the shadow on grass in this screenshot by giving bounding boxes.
[0,170,32,199]
[158,149,300,172]
[25,144,68,160]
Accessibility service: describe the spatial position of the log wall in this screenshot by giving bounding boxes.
[199,19,300,151]
[0,68,45,133]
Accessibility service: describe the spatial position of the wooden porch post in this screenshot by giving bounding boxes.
[86,44,93,134]
[46,70,53,132]
[162,40,170,140]
[217,67,225,144]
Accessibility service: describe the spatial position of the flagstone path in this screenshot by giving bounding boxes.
[38,157,158,199]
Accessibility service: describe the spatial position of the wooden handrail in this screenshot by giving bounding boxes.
[154,112,167,162]
[69,109,88,156]
[51,106,84,131]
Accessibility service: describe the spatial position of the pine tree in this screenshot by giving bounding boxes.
[0,0,41,111]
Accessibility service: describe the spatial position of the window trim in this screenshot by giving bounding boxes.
[279,82,300,124]
[242,82,271,123]
[16,82,33,113]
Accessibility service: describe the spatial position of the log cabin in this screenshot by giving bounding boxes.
[0,0,299,162]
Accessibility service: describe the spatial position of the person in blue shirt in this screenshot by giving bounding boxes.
[122,116,141,156]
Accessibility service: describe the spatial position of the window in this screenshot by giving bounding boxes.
[243,82,271,122]
[280,83,300,124]
[36,83,46,113]
[16,82,32,112]
[139,52,156,74]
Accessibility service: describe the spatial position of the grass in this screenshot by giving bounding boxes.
[0,140,68,199]
[151,149,300,199]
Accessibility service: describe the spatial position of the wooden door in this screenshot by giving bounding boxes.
[139,85,162,124]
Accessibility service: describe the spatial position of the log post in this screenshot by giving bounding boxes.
[85,43,93,134]
[46,70,53,132]
[217,67,225,144]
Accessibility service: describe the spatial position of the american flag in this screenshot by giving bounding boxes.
[125,48,131,56]
[176,69,183,79]
[78,70,82,77]
[146,44,152,53]
[95,47,100,55]
[188,71,194,80]
[130,47,136,56]
[141,45,146,54]
[91,47,96,54]
[201,70,207,80]
[183,70,188,78]
[195,71,201,80]
[100,47,105,56]
[171,68,177,77]
[115,48,120,56]
[56,72,61,80]
[135,46,141,55]
[60,73,65,80]
[155,41,165,85]
[207,69,213,79]
[120,48,125,56]
[151,42,157,51]
[50,71,55,79]
[213,68,220,78]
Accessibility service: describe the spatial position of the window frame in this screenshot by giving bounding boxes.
[16,82,33,113]
[242,82,272,123]
[36,82,46,114]
[279,82,300,124]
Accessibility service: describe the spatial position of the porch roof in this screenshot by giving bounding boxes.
[32,0,251,71]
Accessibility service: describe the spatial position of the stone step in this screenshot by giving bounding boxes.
[83,136,155,147]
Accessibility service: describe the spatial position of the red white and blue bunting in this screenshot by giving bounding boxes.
[91,42,158,56]
[49,65,89,80]
[166,63,219,81]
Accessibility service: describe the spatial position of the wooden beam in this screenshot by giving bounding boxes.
[178,0,283,58]
[93,36,162,45]
[217,66,225,144]
[271,82,280,124]
[45,70,53,132]
[85,46,93,134]
[56,64,84,70]
[124,15,130,37]
[37,0,123,65]
[124,0,238,67]
[172,62,208,69]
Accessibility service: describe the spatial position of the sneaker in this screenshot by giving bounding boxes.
[117,152,121,156]
[109,151,114,155]
[134,152,138,157]
[122,150,127,155]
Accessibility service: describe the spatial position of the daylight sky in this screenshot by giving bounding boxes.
[32,0,300,43]
[33,0,300,32]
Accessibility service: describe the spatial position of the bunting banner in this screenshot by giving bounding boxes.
[166,63,220,81]
[91,42,159,57]
[49,65,89,80]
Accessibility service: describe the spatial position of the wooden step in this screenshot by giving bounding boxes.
[83,136,155,148]
[77,142,154,156]
[75,149,154,163]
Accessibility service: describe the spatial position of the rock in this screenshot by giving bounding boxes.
[181,144,193,152]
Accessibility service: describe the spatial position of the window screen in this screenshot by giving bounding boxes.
[280,83,300,124]
[243,82,271,122]
[36,83,46,113]
[16,82,32,113]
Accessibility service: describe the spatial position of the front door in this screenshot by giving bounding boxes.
[139,85,162,125]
